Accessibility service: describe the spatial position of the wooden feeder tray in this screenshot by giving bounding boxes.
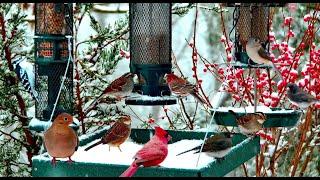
[32,128,260,177]
[211,107,302,127]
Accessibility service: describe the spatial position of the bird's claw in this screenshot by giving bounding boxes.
[67,157,74,164]
[51,158,57,167]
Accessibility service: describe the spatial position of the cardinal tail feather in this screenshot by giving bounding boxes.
[84,141,103,151]
[119,163,139,177]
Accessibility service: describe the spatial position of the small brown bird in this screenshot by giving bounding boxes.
[44,113,78,166]
[176,133,233,162]
[84,115,132,152]
[164,73,212,108]
[229,110,267,137]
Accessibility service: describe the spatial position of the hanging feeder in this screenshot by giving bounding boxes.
[212,3,301,128]
[29,3,74,131]
[32,127,260,177]
[125,3,177,106]
[227,3,285,68]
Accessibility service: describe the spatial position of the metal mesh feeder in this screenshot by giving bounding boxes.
[34,3,74,124]
[125,3,177,106]
[228,3,285,68]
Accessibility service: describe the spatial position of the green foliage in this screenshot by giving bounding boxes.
[0,4,34,177]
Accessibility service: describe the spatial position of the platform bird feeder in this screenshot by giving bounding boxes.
[34,3,74,122]
[226,3,285,67]
[125,3,177,106]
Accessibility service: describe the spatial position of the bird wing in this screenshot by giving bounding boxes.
[103,122,130,143]
[170,79,195,96]
[134,146,167,165]
[295,91,318,102]
[103,76,127,94]
[236,115,253,125]
[202,135,231,152]
[258,47,272,61]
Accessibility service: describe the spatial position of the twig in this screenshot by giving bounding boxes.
[242,163,248,177]
[0,130,29,147]
[163,106,176,130]
[178,98,193,130]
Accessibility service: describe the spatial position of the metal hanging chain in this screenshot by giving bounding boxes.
[49,35,73,122]
[228,6,240,44]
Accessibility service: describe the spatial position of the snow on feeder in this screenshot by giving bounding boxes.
[30,3,74,131]
[125,3,177,106]
[32,128,260,177]
[212,106,302,128]
[226,3,285,67]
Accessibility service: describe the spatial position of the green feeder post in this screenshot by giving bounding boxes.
[125,3,177,106]
[30,3,74,131]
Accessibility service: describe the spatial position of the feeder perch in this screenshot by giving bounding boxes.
[32,128,260,177]
[211,107,302,127]
[228,3,284,68]
[30,3,74,131]
[125,3,176,106]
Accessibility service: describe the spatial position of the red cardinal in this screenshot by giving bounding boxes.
[164,73,212,108]
[119,126,171,177]
[85,72,135,113]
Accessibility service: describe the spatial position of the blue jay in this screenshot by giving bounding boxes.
[12,57,39,102]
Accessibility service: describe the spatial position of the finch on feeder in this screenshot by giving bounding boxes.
[164,73,212,108]
[228,110,267,137]
[84,115,132,152]
[44,113,78,167]
[246,37,283,80]
[176,133,232,162]
[286,83,320,110]
[85,72,135,113]
[119,126,171,177]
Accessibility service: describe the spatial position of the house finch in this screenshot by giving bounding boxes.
[287,83,320,109]
[119,126,171,177]
[176,133,232,162]
[246,37,283,80]
[164,73,212,108]
[84,115,132,152]
[228,110,267,137]
[44,113,78,166]
[85,72,135,113]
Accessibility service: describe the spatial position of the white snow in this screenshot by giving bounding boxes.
[213,106,296,114]
[126,93,177,101]
[33,139,220,170]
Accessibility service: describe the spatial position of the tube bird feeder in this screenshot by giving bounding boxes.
[227,3,285,65]
[125,3,177,106]
[34,3,74,121]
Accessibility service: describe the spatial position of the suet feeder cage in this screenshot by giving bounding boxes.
[125,3,177,106]
[32,128,260,177]
[227,3,285,67]
[34,3,74,121]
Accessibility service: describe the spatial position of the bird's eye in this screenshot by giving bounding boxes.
[64,117,68,121]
